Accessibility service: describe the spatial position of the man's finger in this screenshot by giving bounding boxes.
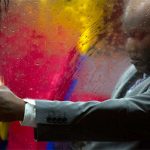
[0,76,4,86]
[0,77,10,91]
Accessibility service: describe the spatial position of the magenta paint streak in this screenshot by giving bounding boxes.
[0,14,79,149]
[0,11,111,149]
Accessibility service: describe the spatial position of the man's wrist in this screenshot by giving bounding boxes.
[16,98,26,121]
[21,99,36,127]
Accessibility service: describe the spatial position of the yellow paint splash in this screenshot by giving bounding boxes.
[37,0,116,54]
[0,77,8,141]
[0,122,8,140]
[4,0,116,55]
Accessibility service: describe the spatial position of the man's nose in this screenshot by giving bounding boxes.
[126,38,141,57]
[126,38,137,52]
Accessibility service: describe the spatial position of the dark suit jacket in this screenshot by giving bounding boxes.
[34,65,150,149]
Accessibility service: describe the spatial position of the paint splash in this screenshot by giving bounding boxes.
[0,77,8,141]
[38,0,116,54]
[0,0,120,149]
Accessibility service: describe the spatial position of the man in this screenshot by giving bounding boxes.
[0,0,150,149]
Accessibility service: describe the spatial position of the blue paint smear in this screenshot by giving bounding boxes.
[64,79,78,100]
[46,142,55,150]
[0,141,8,150]
[46,55,87,149]
[64,56,87,101]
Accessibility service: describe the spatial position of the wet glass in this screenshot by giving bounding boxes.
[0,0,130,149]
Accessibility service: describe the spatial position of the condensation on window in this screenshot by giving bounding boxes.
[0,0,130,149]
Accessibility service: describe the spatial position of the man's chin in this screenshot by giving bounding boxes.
[134,65,150,74]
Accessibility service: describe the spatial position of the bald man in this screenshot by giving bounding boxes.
[0,0,150,149]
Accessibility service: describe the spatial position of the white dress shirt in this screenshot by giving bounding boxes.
[21,98,36,127]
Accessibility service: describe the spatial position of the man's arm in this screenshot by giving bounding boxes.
[1,85,150,141]
[35,88,150,141]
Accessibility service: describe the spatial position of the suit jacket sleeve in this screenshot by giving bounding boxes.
[34,87,150,141]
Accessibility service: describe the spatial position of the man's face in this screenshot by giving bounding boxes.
[123,0,150,74]
[125,28,150,74]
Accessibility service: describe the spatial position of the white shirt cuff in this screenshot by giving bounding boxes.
[21,98,37,127]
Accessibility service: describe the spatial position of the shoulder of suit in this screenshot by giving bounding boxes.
[121,64,136,78]
[114,65,136,88]
[127,64,136,72]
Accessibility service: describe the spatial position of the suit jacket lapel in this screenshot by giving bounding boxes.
[125,75,150,97]
[112,65,137,99]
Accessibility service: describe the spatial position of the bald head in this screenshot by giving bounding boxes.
[123,0,150,32]
[123,0,150,74]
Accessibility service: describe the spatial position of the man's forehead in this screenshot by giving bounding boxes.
[123,0,150,32]
[125,0,150,13]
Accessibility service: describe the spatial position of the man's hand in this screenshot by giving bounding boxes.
[0,86,25,121]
